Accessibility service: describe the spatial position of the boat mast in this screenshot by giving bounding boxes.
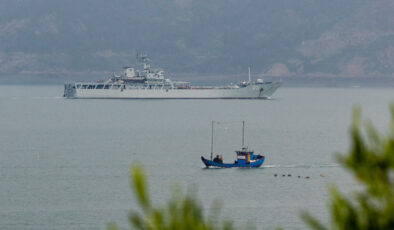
[248,67,251,83]
[242,120,245,148]
[211,120,214,160]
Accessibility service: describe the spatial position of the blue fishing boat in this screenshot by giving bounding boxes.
[201,121,265,168]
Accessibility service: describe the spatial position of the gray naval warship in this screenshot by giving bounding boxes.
[64,55,281,99]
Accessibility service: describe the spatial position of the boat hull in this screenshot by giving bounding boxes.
[64,82,281,99]
[201,156,265,168]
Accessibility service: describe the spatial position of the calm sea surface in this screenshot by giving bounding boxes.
[0,85,393,229]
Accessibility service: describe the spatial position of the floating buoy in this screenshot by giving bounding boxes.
[282,174,285,177]
[274,174,277,177]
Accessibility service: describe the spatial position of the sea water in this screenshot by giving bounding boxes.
[0,85,393,229]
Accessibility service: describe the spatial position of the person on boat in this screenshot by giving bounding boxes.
[213,155,223,163]
[214,155,219,163]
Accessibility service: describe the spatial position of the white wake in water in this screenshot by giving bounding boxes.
[261,163,341,168]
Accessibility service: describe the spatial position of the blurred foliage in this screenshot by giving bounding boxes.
[108,163,234,230]
[302,105,394,230]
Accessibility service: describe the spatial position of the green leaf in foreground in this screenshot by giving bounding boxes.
[303,105,394,230]
[109,163,235,230]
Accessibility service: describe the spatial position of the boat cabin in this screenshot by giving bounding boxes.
[235,147,263,164]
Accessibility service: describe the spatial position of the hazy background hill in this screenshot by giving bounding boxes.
[0,0,393,83]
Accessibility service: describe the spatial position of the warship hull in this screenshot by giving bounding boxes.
[64,82,281,99]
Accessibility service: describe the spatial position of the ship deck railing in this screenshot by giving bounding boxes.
[72,82,257,90]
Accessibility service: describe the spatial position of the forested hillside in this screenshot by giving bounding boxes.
[0,0,393,82]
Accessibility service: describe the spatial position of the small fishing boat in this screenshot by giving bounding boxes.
[201,121,265,168]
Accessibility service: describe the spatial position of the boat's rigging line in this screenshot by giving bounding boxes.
[210,120,243,159]
[210,120,250,160]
